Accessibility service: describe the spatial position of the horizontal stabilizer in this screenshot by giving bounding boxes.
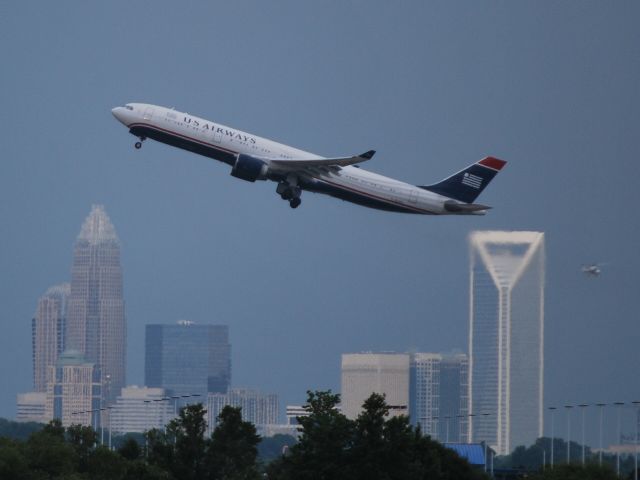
[444,201,491,213]
[269,150,375,169]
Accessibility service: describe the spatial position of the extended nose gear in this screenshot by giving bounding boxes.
[134,136,146,149]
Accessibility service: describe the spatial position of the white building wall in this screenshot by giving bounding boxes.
[110,386,174,434]
[341,353,410,420]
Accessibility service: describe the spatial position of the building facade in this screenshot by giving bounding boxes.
[145,321,231,399]
[206,388,278,435]
[45,350,101,427]
[32,283,69,392]
[110,386,174,434]
[341,352,410,420]
[16,392,48,423]
[410,352,469,443]
[469,231,544,454]
[66,205,125,405]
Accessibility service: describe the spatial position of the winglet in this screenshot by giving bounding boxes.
[360,150,376,160]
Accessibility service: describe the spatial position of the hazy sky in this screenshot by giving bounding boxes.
[1,2,639,447]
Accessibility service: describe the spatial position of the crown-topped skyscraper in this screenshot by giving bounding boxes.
[66,205,125,405]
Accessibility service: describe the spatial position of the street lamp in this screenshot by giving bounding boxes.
[578,404,589,465]
[596,403,607,466]
[548,407,557,468]
[564,405,574,464]
[632,401,640,480]
[614,402,625,476]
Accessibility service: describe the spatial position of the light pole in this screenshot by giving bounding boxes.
[596,403,606,466]
[614,402,625,476]
[564,405,573,464]
[578,404,589,465]
[549,407,557,467]
[632,401,640,480]
[444,415,451,443]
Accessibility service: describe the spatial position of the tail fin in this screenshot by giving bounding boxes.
[418,156,507,203]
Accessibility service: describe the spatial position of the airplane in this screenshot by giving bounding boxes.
[111,103,507,214]
[582,263,606,277]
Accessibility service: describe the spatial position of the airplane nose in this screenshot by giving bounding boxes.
[111,107,126,124]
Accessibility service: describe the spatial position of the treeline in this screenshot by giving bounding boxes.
[0,390,487,480]
[496,437,638,479]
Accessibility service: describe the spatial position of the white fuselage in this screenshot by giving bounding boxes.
[112,103,453,214]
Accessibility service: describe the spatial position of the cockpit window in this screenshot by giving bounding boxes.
[125,105,134,111]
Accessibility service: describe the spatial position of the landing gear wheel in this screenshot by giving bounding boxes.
[289,197,301,209]
[134,142,142,149]
[281,190,293,200]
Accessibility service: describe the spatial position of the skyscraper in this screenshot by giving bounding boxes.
[32,283,69,392]
[66,205,125,405]
[145,321,231,399]
[469,231,544,455]
[45,350,101,427]
[341,352,410,420]
[410,352,469,443]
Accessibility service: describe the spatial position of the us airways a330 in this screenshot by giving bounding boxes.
[111,103,507,214]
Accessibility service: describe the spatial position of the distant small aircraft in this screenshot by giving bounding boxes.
[112,103,507,214]
[582,263,605,277]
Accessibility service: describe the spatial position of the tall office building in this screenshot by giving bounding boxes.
[206,388,278,434]
[145,321,231,399]
[45,350,101,427]
[410,352,469,443]
[469,231,544,455]
[341,353,410,420]
[32,283,69,392]
[66,205,125,405]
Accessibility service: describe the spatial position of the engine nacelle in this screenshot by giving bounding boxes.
[230,154,268,182]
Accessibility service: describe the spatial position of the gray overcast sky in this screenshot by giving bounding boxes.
[1,2,639,447]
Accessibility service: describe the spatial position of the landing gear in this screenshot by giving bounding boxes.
[276,178,302,209]
[134,136,146,149]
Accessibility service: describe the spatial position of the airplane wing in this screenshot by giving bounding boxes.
[269,150,375,169]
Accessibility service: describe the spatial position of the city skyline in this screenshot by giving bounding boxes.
[2,1,639,452]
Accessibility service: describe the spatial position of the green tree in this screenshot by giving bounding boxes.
[66,423,98,472]
[0,437,29,480]
[86,446,127,480]
[170,403,209,480]
[257,434,297,463]
[205,405,261,480]
[267,390,354,480]
[26,420,77,479]
[145,428,175,474]
[529,463,619,480]
[118,435,142,461]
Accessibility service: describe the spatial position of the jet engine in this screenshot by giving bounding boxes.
[230,154,268,182]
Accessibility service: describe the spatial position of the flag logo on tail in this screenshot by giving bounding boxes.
[462,172,483,189]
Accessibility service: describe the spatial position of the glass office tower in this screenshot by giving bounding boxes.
[469,231,544,455]
[145,321,231,400]
[410,352,469,443]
